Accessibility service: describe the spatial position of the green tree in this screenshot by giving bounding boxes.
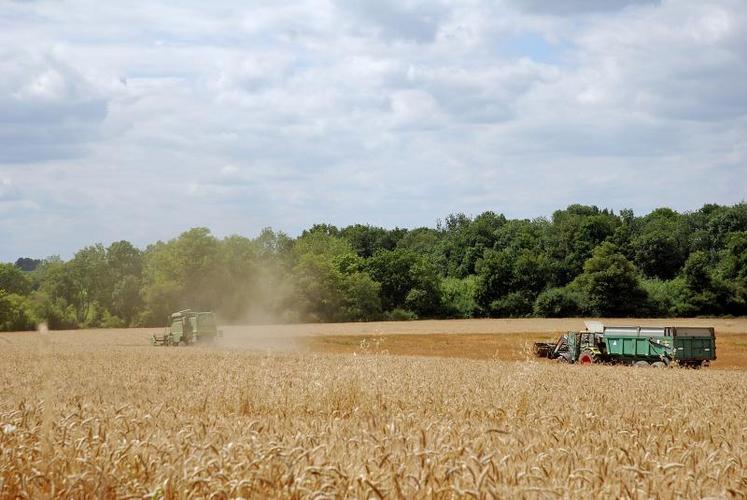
[340,224,405,258]
[547,205,619,284]
[631,208,688,279]
[255,227,293,259]
[301,223,340,238]
[533,287,583,317]
[640,278,689,317]
[31,258,79,328]
[0,263,32,295]
[706,204,747,249]
[292,232,381,321]
[474,248,552,317]
[140,228,221,325]
[679,251,728,315]
[14,257,41,272]
[474,249,514,316]
[105,241,144,325]
[493,219,549,255]
[404,258,442,317]
[0,290,36,331]
[341,272,382,321]
[440,276,478,318]
[366,249,441,316]
[719,232,747,313]
[571,242,648,316]
[68,244,109,325]
[438,211,506,277]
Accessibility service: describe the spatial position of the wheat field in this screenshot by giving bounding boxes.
[1,319,747,498]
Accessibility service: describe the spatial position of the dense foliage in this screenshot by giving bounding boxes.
[2,203,746,330]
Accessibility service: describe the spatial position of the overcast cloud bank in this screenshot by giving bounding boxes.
[0,0,745,260]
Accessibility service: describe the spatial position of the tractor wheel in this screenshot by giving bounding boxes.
[634,360,650,368]
[651,361,666,368]
[578,351,595,365]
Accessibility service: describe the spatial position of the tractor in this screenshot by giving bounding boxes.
[533,321,716,368]
[151,309,221,346]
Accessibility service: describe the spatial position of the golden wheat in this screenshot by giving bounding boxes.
[1,329,746,498]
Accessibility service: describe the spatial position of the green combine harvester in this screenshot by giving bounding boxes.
[151,309,221,346]
[534,322,716,368]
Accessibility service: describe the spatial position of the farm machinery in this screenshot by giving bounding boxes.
[151,309,221,346]
[533,322,716,368]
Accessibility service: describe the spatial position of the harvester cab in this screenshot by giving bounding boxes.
[150,310,221,346]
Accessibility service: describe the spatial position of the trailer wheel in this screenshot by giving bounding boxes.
[651,361,666,368]
[578,351,595,365]
[634,360,650,368]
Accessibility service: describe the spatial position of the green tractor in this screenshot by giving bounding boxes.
[151,310,221,346]
[534,322,716,368]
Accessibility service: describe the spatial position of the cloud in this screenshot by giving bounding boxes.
[565,2,747,122]
[335,0,449,43]
[508,0,660,15]
[0,178,21,202]
[0,0,745,260]
[0,49,110,162]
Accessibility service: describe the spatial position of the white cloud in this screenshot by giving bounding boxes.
[508,0,660,15]
[0,0,745,260]
[0,178,21,202]
[0,49,111,162]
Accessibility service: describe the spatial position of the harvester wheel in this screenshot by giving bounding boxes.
[578,351,595,365]
[634,360,650,368]
[651,361,666,368]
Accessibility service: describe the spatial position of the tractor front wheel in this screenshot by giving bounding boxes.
[578,351,595,365]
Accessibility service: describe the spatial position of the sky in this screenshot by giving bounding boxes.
[1,0,746,261]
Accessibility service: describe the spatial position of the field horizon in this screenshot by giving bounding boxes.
[3,317,746,369]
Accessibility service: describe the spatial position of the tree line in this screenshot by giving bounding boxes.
[1,203,746,331]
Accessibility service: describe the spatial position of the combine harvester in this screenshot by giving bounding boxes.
[534,322,716,368]
[151,309,221,346]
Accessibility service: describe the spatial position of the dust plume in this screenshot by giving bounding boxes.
[208,263,307,353]
[215,324,309,353]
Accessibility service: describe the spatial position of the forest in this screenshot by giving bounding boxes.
[1,203,746,331]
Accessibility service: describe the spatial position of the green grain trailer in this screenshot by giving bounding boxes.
[151,310,220,346]
[534,322,716,368]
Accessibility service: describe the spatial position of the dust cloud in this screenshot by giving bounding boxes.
[214,325,309,353]
[207,266,309,352]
